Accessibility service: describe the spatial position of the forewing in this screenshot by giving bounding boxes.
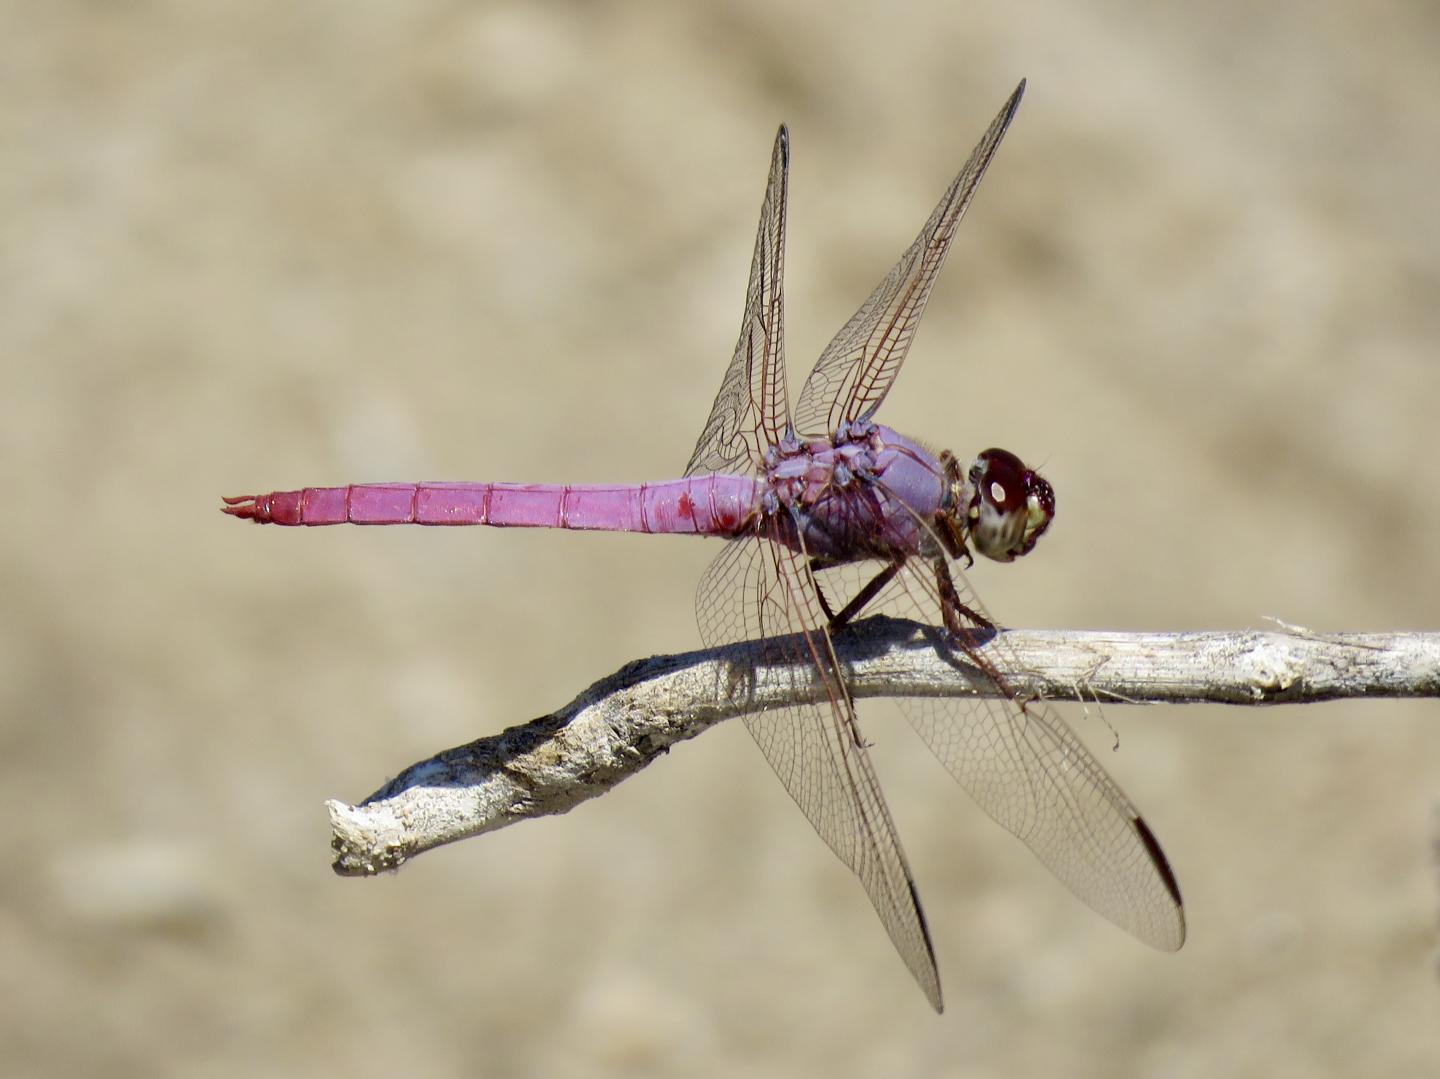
[685,127,792,477]
[696,535,943,1011]
[817,552,1186,952]
[793,82,1023,438]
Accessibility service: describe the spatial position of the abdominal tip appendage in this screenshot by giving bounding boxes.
[221,495,262,521]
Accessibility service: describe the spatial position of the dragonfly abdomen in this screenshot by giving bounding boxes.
[222,476,762,535]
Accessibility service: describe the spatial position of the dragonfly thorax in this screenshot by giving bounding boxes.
[759,422,948,563]
[760,422,882,511]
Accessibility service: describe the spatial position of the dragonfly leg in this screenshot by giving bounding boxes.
[932,556,996,635]
[828,558,906,631]
[808,558,842,622]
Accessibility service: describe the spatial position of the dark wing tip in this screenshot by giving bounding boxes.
[1133,813,1187,948]
[775,123,790,166]
[907,876,944,1013]
[1003,79,1026,126]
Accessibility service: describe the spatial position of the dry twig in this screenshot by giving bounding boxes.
[328,616,1440,875]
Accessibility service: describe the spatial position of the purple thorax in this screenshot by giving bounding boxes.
[761,422,946,563]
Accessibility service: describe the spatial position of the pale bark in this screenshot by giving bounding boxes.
[327,617,1440,875]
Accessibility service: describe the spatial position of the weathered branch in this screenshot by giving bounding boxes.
[328,616,1440,876]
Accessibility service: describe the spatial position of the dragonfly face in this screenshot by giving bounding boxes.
[959,447,1055,563]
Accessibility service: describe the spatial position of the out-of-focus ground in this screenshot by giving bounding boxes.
[3,2,1438,1076]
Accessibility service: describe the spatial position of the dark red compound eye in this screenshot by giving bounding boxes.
[974,448,1027,510]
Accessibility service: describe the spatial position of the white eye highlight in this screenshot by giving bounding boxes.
[989,481,1006,505]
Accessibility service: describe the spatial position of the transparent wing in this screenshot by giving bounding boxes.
[793,81,1024,438]
[816,550,1186,951]
[696,534,944,1011]
[685,126,792,477]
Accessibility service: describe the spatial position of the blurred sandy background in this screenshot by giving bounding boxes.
[3,2,1438,1076]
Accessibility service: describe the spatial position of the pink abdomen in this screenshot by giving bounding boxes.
[222,477,761,536]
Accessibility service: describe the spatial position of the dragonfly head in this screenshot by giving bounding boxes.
[963,448,1055,562]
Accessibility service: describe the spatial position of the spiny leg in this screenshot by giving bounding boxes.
[931,555,996,637]
[828,558,906,631]
[808,557,841,622]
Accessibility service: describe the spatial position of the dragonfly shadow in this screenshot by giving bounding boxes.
[363,613,1002,808]
[832,613,1000,667]
[707,613,1002,713]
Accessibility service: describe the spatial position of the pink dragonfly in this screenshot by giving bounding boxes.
[225,81,1184,1011]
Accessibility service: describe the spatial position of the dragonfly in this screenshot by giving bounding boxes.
[224,80,1184,1011]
